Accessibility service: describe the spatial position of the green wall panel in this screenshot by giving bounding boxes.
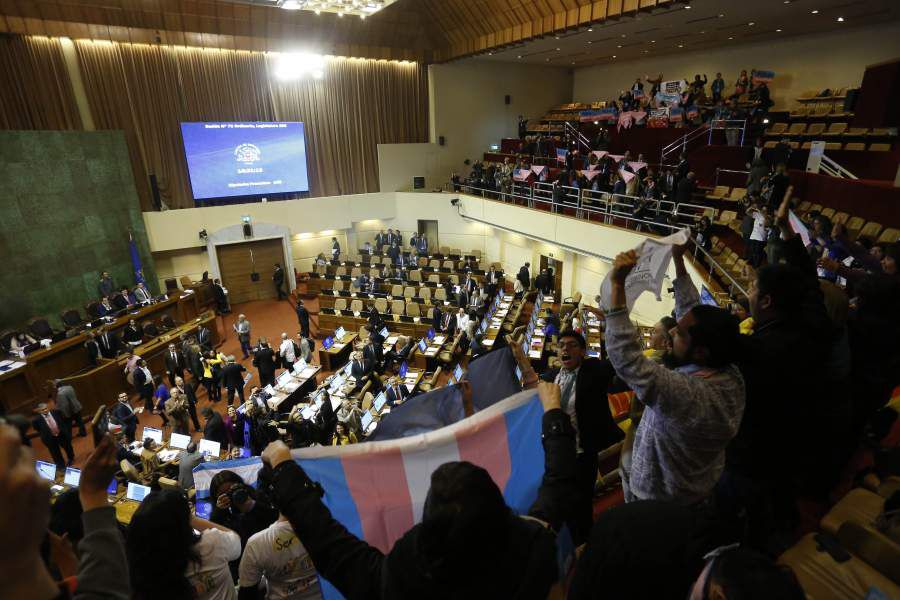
[0,130,156,332]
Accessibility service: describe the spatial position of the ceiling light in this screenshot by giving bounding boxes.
[556,47,561,51]
[621,34,627,38]
[517,55,522,59]
[837,16,844,22]
[718,13,724,18]
[337,12,343,17]
[784,0,790,4]
[545,58,550,62]
[587,41,593,44]
[617,44,622,48]
[811,10,819,14]
[728,36,734,40]
[748,22,755,26]
[612,55,616,58]
[588,28,593,32]
[776,28,782,32]
[651,40,656,43]
[360,14,365,19]
[571,62,576,65]
[273,52,326,81]
[678,44,683,48]
[488,52,493,55]
[280,0,302,9]
[555,36,560,40]
[684,4,691,9]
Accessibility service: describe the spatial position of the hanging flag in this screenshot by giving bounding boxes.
[128,231,145,285]
[580,170,600,181]
[513,168,533,182]
[751,69,775,84]
[556,148,567,164]
[686,105,699,120]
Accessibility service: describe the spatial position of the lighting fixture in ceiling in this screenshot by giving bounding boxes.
[276,0,394,18]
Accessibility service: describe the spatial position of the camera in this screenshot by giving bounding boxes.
[228,483,251,507]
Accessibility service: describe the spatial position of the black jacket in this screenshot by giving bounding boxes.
[221,363,247,389]
[385,383,409,406]
[350,358,374,380]
[164,349,185,374]
[541,358,623,454]
[32,409,72,446]
[675,177,695,204]
[517,267,530,289]
[253,347,278,381]
[268,408,576,600]
[203,412,230,447]
[296,305,310,330]
[97,331,120,359]
[273,266,285,285]
[430,307,444,329]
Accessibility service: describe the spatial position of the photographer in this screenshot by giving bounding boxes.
[209,470,278,578]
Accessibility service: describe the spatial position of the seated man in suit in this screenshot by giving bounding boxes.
[122,319,144,346]
[113,287,136,310]
[383,336,414,372]
[385,376,410,407]
[97,296,116,317]
[133,282,153,303]
[33,402,75,468]
[97,326,121,359]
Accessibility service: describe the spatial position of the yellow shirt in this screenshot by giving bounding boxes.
[739,317,755,336]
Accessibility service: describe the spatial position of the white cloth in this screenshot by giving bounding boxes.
[279,339,296,364]
[185,528,241,600]
[554,367,580,451]
[750,211,766,242]
[456,313,469,331]
[238,520,321,600]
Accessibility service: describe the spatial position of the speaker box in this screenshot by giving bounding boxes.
[242,223,253,238]
[504,95,511,105]
[149,174,161,211]
[438,135,445,146]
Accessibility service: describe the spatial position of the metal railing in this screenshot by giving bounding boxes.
[819,154,858,180]
[714,168,750,188]
[447,180,749,301]
[660,123,711,166]
[708,119,749,148]
[564,121,592,155]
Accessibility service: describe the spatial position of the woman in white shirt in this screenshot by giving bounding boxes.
[128,489,241,600]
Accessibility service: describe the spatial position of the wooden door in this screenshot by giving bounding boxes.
[539,255,563,298]
[217,239,285,305]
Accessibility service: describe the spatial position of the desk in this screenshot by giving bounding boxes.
[266,365,322,413]
[2,285,215,415]
[318,333,358,372]
[59,311,221,420]
[318,311,434,341]
[411,334,449,369]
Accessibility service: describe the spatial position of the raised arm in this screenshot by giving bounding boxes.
[262,442,385,600]
[671,243,699,320]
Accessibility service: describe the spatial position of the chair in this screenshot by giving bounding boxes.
[406,302,420,317]
[439,246,451,255]
[353,254,363,264]
[59,309,83,329]
[845,216,865,239]
[438,337,460,365]
[809,203,823,214]
[715,210,737,226]
[823,122,848,137]
[161,315,176,330]
[419,287,432,303]
[820,207,835,219]
[419,367,442,393]
[179,275,193,289]
[361,392,374,412]
[370,256,382,265]
[85,301,101,319]
[142,322,159,337]
[429,260,441,269]
[350,299,363,313]
[706,186,730,200]
[820,488,884,537]
[418,257,428,267]
[26,318,54,340]
[350,267,361,278]
[374,298,388,313]
[391,284,403,297]
[788,106,809,119]
[844,142,866,151]
[358,326,370,343]
[832,212,849,226]
[334,266,346,277]
[334,298,348,311]
[441,260,453,269]
[764,122,787,137]
[434,287,447,302]
[869,143,892,151]
[824,142,842,151]
[120,460,142,484]
[164,278,179,294]
[448,275,459,285]
[333,280,344,292]
[408,270,422,283]
[877,228,899,244]
[842,127,869,137]
[763,140,777,149]
[428,274,440,284]
[369,268,379,278]
[804,122,827,138]
[800,141,813,150]
[858,221,883,242]
[391,299,406,315]
[403,286,416,299]
[728,188,747,202]
[867,128,890,137]
[787,122,808,136]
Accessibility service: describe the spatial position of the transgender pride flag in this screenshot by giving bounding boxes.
[193,390,546,600]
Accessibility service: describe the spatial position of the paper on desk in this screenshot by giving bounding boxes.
[599,228,690,311]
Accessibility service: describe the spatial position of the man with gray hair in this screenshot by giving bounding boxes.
[234,314,252,359]
[279,332,296,369]
[52,379,86,437]
[177,440,204,490]
[222,355,248,407]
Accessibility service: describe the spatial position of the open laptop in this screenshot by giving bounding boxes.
[63,467,81,487]
[361,409,377,435]
[35,460,57,481]
[198,438,221,458]
[514,365,523,388]
[373,391,388,413]
[427,328,435,340]
[399,361,408,378]
[126,482,151,502]
[335,326,346,340]
[293,359,308,374]
[418,338,428,353]
[140,426,163,446]
[379,326,390,338]
[169,432,191,450]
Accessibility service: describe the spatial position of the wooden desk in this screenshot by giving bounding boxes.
[58,311,221,420]
[318,333,358,372]
[266,365,322,413]
[411,334,449,370]
[318,310,434,341]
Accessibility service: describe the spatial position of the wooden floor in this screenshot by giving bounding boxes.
[31,294,320,466]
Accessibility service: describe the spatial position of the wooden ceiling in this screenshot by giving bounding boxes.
[0,0,672,62]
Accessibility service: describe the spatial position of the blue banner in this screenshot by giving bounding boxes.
[128,231,145,285]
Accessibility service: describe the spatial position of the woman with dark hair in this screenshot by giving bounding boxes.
[209,469,278,551]
[127,489,240,600]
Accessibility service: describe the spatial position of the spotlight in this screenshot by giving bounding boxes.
[198,229,208,240]
[450,198,460,207]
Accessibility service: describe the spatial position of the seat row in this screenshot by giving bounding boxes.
[331,297,438,317]
[794,204,899,244]
[765,121,895,140]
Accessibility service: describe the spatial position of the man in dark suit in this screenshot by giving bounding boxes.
[164,343,185,386]
[213,278,229,314]
[273,263,286,301]
[349,351,376,394]
[485,266,501,297]
[385,377,409,406]
[517,263,531,291]
[387,243,400,264]
[33,402,75,468]
[132,358,155,412]
[112,392,138,443]
[462,274,477,295]
[375,230,386,252]
[97,327,121,359]
[197,325,212,353]
[98,271,115,299]
[430,302,444,330]
[296,300,310,338]
[221,356,247,406]
[675,172,696,204]
[253,339,278,387]
[541,329,621,544]
[417,235,428,254]
[122,319,143,346]
[97,297,116,317]
[439,308,456,337]
[331,237,341,261]
[174,376,201,432]
[85,331,101,366]
[113,287,136,310]
[534,269,552,295]
[201,406,230,447]
[455,286,469,310]
[364,325,385,365]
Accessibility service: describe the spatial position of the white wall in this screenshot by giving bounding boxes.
[429,60,573,176]
[377,143,450,192]
[573,22,900,110]
[144,191,708,325]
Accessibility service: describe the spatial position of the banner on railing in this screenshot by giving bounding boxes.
[556,148,567,164]
[607,154,624,162]
[656,92,682,106]
[686,105,699,120]
[580,107,618,122]
[592,150,609,160]
[628,161,647,173]
[513,168,533,182]
[751,69,775,84]
[669,107,684,122]
[618,169,636,184]
[616,110,648,131]
[580,170,600,181]
[648,107,669,128]
[530,165,547,175]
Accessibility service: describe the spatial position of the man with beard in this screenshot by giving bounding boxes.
[600,242,745,506]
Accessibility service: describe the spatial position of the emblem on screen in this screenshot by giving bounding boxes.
[234,143,261,164]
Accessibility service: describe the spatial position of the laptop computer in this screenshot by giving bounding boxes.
[126,482,151,502]
[399,361,408,378]
[198,438,221,458]
[361,409,374,432]
[107,479,118,495]
[140,426,163,446]
[35,460,56,480]
[373,391,388,413]
[379,326,390,338]
[63,467,81,487]
[169,432,191,450]
[195,500,212,519]
[418,339,427,352]
[427,328,435,340]
[335,326,346,340]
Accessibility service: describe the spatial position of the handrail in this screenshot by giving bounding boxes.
[450,179,747,300]
[819,154,858,180]
[660,123,711,165]
[707,119,749,147]
[714,167,750,188]
[564,122,591,155]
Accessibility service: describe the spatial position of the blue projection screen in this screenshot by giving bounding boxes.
[181,122,310,200]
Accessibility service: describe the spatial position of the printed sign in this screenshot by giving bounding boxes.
[751,69,775,84]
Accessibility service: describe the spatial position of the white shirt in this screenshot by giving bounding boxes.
[456,313,469,331]
[186,528,241,600]
[279,339,296,364]
[750,210,767,242]
[238,520,321,600]
[554,367,581,452]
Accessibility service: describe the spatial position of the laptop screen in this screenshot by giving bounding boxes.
[335,326,346,340]
[329,375,345,393]
[140,427,163,446]
[380,327,389,338]
[107,479,118,495]
[399,361,408,378]
[323,336,334,350]
[361,410,374,430]
[169,432,191,450]
[36,460,56,480]
[301,406,314,420]
[198,439,221,458]
[374,391,387,412]
[293,359,308,374]
[700,285,718,306]
[515,365,523,385]
[522,340,530,356]
[418,339,427,352]
[126,482,151,502]
[64,467,81,487]
[454,364,464,383]
[195,500,212,520]
[277,370,293,386]
[427,328,435,340]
